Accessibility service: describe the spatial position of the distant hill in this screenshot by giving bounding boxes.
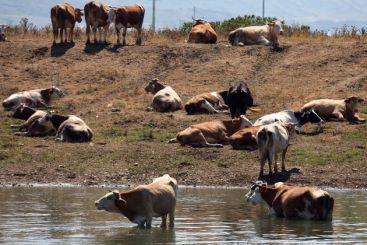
[0,0,366,30]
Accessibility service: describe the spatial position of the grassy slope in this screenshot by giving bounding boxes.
[0,35,366,187]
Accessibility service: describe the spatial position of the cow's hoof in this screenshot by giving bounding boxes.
[86,40,90,45]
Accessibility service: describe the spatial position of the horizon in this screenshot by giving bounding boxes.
[0,0,366,31]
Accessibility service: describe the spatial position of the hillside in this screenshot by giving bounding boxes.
[0,35,366,188]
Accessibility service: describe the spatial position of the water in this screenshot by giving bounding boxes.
[0,187,366,244]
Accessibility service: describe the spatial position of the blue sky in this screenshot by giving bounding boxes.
[0,0,366,31]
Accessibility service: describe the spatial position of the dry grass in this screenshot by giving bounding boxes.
[0,32,366,188]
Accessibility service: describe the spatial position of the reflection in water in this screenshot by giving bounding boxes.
[0,187,366,244]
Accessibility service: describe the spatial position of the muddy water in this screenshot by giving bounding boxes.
[0,187,366,244]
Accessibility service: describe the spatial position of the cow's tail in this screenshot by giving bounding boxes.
[257,127,272,149]
[316,195,334,221]
[138,4,145,26]
[228,31,236,45]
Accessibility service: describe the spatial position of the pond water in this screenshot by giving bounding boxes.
[0,187,366,244]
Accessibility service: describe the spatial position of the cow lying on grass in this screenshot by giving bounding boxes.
[169,115,253,147]
[229,125,261,150]
[184,91,229,114]
[145,78,183,112]
[256,121,296,178]
[301,96,365,123]
[188,19,217,44]
[246,181,334,221]
[38,112,93,142]
[95,174,178,228]
[2,86,65,111]
[228,20,284,47]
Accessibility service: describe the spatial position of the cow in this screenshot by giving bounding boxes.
[227,80,255,118]
[253,110,323,133]
[188,19,217,44]
[301,96,365,123]
[246,181,334,221]
[168,115,253,147]
[0,24,10,41]
[184,91,229,114]
[50,3,83,45]
[95,174,178,228]
[256,121,296,178]
[107,5,145,46]
[145,78,183,112]
[228,20,284,47]
[84,1,111,44]
[2,86,65,112]
[38,112,93,142]
[229,125,261,150]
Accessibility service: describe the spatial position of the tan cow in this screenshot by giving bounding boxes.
[246,181,334,221]
[256,121,296,178]
[188,19,217,44]
[229,125,261,150]
[168,115,253,147]
[145,78,183,112]
[228,20,284,47]
[2,86,65,112]
[50,3,83,44]
[95,174,178,228]
[184,91,229,114]
[0,24,10,41]
[38,112,93,142]
[84,1,111,44]
[107,5,145,46]
[301,96,365,123]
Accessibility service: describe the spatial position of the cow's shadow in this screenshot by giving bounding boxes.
[51,42,75,57]
[83,42,109,54]
[259,167,301,184]
[106,44,124,53]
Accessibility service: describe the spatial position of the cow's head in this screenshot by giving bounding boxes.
[107,8,117,24]
[75,8,84,23]
[12,103,35,120]
[298,109,323,125]
[345,96,364,113]
[192,18,206,27]
[145,78,165,94]
[51,86,65,99]
[268,20,284,35]
[94,190,125,213]
[246,181,267,205]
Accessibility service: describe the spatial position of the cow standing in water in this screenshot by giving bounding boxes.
[107,4,145,46]
[50,3,83,44]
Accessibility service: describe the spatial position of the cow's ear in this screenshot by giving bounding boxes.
[281,20,285,24]
[344,98,351,103]
[117,197,127,206]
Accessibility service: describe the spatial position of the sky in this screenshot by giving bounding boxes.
[0,0,366,31]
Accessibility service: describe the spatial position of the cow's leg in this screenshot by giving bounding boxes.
[259,154,266,178]
[122,27,127,46]
[267,153,273,177]
[332,111,345,121]
[136,26,142,45]
[145,216,153,229]
[103,26,108,44]
[281,147,288,172]
[161,214,167,228]
[258,37,271,46]
[169,210,175,227]
[200,100,219,114]
[52,27,58,45]
[274,154,278,173]
[86,25,91,44]
[92,26,97,43]
[60,28,64,43]
[116,27,121,45]
[98,27,103,44]
[70,27,74,43]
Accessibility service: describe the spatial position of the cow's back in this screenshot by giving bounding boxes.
[51,3,76,28]
[148,180,177,216]
[302,99,345,119]
[189,23,217,43]
[115,5,145,27]
[254,110,297,126]
[153,86,182,111]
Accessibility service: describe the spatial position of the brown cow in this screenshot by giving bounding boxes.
[84,1,111,44]
[188,19,217,44]
[95,174,178,228]
[50,3,83,44]
[107,5,145,46]
[168,115,253,147]
[184,91,229,114]
[246,181,334,221]
[229,125,260,150]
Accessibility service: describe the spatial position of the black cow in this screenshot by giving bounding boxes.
[227,80,254,118]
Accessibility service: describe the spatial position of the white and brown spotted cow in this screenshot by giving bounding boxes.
[168,115,253,147]
[188,19,217,44]
[95,174,178,228]
[38,112,93,142]
[2,86,65,112]
[228,20,284,47]
[50,3,84,44]
[301,96,365,123]
[246,181,334,221]
[107,4,145,46]
[145,78,183,112]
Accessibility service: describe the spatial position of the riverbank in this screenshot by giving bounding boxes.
[0,36,366,188]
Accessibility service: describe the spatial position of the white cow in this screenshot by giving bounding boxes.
[228,20,284,47]
[256,121,296,178]
[145,78,183,112]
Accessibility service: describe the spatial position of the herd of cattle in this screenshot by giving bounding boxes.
[1,0,366,227]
